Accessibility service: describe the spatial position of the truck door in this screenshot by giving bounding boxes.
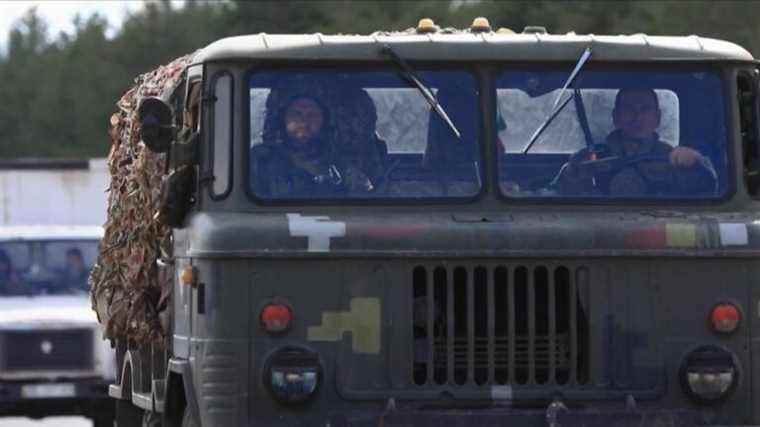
[173,64,203,359]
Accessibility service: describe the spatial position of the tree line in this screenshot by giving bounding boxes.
[0,0,758,158]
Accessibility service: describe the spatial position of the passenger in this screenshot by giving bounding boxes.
[0,249,23,295]
[557,88,717,196]
[252,94,344,198]
[332,86,389,193]
[422,86,481,196]
[423,86,479,170]
[60,248,89,291]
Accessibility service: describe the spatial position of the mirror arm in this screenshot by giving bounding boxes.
[198,171,216,185]
[169,131,199,169]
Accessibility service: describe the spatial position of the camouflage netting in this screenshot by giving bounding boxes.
[89,53,194,346]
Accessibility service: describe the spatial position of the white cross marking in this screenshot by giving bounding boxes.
[286,213,346,252]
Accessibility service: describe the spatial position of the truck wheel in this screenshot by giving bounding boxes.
[93,415,115,427]
[92,401,116,427]
[181,407,199,427]
[142,411,162,427]
[116,399,144,426]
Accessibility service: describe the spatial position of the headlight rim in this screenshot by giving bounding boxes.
[679,344,740,405]
[263,345,323,405]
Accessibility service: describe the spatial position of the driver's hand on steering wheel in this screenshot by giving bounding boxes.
[669,146,701,168]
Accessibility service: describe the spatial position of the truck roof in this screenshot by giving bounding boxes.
[195,32,754,63]
[0,225,103,242]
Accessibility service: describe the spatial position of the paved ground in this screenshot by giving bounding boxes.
[0,416,92,426]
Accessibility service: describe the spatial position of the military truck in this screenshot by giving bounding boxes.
[105,18,760,426]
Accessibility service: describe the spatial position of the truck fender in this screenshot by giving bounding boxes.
[111,349,137,401]
[167,358,200,426]
[112,348,153,409]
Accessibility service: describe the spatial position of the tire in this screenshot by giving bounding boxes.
[116,399,144,427]
[92,400,116,427]
[181,406,199,427]
[142,410,163,427]
[93,415,115,427]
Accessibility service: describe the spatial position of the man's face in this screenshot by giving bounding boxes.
[67,254,84,271]
[613,90,661,139]
[284,98,324,144]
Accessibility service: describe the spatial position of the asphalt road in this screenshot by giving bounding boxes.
[0,416,92,426]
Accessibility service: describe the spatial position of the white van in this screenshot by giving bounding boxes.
[0,225,114,427]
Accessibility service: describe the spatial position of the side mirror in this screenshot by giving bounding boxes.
[138,97,174,153]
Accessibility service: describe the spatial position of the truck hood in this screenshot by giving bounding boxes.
[177,211,760,258]
[0,294,98,328]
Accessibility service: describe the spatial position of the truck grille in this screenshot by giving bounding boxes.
[412,264,589,387]
[1,329,93,371]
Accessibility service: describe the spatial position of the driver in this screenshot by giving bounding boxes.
[557,88,716,196]
[59,248,89,291]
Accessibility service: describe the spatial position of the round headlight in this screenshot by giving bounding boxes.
[265,347,322,404]
[679,345,739,404]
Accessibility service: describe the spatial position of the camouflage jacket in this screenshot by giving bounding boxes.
[252,138,387,198]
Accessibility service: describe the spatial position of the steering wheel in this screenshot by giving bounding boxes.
[607,154,673,196]
[553,153,674,196]
[578,152,670,172]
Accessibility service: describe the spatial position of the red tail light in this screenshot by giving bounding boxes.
[710,303,740,334]
[261,304,293,333]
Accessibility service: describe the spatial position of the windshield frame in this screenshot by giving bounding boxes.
[492,61,737,206]
[242,61,487,206]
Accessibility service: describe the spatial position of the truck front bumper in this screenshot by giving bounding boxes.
[0,378,112,417]
[323,406,735,427]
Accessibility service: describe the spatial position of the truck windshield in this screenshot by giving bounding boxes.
[496,69,729,200]
[0,239,98,296]
[248,69,482,200]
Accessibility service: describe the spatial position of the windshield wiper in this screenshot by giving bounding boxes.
[381,44,461,140]
[522,47,592,154]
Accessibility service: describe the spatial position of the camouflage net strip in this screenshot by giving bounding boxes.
[90,53,193,346]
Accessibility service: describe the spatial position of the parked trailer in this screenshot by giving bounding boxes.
[0,159,108,227]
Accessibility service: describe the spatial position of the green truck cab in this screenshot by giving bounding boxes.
[110,20,760,426]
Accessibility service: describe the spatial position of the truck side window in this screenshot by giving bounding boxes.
[738,72,760,196]
[210,73,233,197]
[185,81,202,132]
[171,79,186,129]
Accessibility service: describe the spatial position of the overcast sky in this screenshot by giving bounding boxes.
[0,1,183,46]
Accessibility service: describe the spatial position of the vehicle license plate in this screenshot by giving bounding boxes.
[21,383,75,398]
